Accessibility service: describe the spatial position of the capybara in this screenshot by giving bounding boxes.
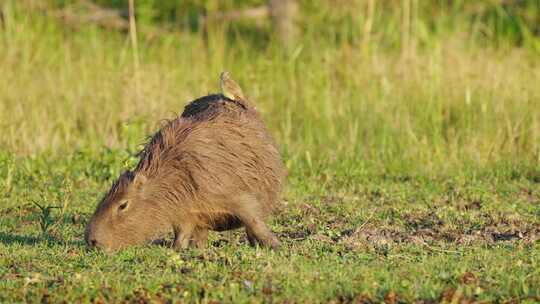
[85,72,285,251]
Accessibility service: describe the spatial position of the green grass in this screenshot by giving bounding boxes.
[1,1,540,303]
[0,151,539,303]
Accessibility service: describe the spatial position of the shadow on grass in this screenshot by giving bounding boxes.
[0,232,85,248]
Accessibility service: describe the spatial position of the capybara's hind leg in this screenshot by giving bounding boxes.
[243,217,279,249]
[236,195,280,249]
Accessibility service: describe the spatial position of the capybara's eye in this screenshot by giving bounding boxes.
[118,201,129,212]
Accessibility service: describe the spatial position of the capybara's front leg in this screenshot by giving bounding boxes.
[190,227,209,249]
[246,227,257,247]
[173,224,194,250]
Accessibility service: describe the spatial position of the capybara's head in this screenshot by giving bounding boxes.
[85,171,169,251]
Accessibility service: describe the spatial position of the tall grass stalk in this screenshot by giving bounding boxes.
[128,0,141,100]
[362,0,375,56]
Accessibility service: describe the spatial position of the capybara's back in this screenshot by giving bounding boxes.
[176,93,284,215]
[85,73,285,251]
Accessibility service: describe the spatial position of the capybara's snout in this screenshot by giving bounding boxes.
[84,218,108,251]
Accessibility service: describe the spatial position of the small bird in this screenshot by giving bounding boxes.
[220,71,246,101]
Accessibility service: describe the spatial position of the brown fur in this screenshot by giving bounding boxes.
[85,93,285,251]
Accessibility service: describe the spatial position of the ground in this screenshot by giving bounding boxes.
[0,151,538,303]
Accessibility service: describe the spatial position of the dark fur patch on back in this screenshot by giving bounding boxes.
[181,94,246,119]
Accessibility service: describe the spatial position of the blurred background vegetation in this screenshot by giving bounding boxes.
[0,0,539,174]
[36,0,540,49]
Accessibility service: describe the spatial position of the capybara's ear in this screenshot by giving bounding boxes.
[132,173,147,190]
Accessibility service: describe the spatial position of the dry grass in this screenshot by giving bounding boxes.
[1,8,539,172]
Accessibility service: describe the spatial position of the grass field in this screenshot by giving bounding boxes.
[1,1,539,303]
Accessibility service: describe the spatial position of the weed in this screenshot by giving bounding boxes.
[31,201,61,236]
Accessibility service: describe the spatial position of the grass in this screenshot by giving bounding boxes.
[1,151,539,303]
[1,1,539,303]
